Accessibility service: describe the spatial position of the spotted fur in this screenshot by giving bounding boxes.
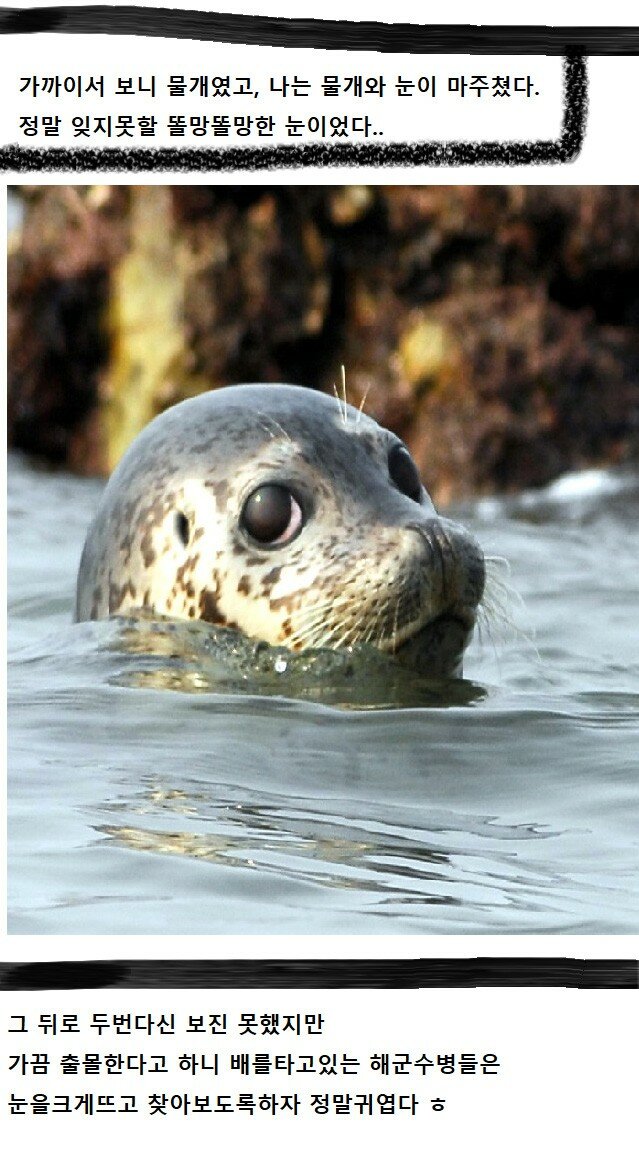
[75,384,485,676]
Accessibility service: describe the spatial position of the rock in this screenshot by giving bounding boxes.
[8,185,639,498]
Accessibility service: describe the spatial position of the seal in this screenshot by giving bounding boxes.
[75,384,485,677]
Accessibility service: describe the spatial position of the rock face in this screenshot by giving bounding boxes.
[8,185,639,500]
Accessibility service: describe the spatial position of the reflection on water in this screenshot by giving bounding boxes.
[8,455,639,934]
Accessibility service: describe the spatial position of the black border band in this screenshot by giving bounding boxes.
[1,959,637,990]
[0,8,638,55]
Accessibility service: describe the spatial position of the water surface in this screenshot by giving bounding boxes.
[8,455,639,934]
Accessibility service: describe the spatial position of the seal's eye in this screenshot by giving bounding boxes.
[388,445,422,503]
[241,485,304,547]
[175,511,190,547]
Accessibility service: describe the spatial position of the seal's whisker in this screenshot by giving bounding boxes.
[475,555,533,654]
[344,615,370,649]
[287,600,353,649]
[254,411,295,447]
[340,364,349,424]
[313,616,353,648]
[374,613,393,650]
[287,622,329,649]
[391,592,400,654]
[355,384,371,428]
[331,383,344,427]
[290,595,353,632]
[481,556,520,618]
[373,600,392,651]
[291,586,427,655]
[330,625,358,650]
[309,605,367,650]
[363,609,381,646]
[331,366,349,427]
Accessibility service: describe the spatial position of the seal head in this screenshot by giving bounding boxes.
[75,384,485,677]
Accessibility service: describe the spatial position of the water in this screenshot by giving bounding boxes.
[8,453,639,934]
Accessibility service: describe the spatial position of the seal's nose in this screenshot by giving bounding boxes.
[408,517,485,618]
[442,517,485,613]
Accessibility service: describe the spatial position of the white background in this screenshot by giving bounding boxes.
[2,0,638,1152]
[2,984,636,1154]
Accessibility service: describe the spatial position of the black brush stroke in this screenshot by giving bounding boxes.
[0,7,638,55]
[1,959,637,990]
[0,53,587,172]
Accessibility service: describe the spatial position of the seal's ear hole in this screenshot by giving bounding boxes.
[175,511,190,547]
[388,445,422,504]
